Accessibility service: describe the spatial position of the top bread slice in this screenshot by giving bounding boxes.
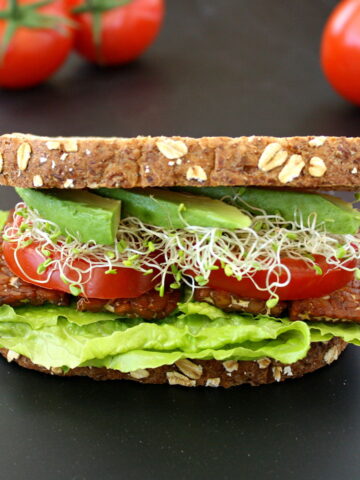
[0,133,359,190]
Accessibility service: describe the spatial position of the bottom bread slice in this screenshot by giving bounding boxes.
[0,338,347,388]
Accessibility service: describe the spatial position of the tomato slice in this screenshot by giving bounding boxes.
[2,240,156,300]
[207,255,356,301]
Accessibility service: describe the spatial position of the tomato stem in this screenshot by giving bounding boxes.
[73,0,132,14]
[9,0,18,17]
[23,0,54,10]
[0,0,74,63]
[73,0,133,63]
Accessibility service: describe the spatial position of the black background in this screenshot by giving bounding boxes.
[0,1,359,479]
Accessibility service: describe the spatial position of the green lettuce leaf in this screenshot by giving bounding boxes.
[7,304,120,329]
[309,321,360,345]
[0,301,359,373]
[0,302,310,372]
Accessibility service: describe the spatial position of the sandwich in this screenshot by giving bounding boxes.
[0,133,359,387]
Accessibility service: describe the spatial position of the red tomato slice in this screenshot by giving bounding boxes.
[207,256,356,301]
[2,240,156,299]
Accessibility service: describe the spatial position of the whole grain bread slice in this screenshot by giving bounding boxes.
[0,133,360,190]
[0,338,347,387]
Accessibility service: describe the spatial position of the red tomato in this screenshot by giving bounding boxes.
[64,0,78,7]
[71,0,164,65]
[0,0,73,89]
[207,256,356,301]
[2,240,156,299]
[321,0,360,105]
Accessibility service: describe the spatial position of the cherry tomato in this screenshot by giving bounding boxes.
[206,255,356,301]
[2,239,156,299]
[64,0,78,7]
[71,0,164,65]
[321,0,360,105]
[0,0,73,89]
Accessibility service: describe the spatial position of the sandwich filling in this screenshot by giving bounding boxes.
[0,186,360,375]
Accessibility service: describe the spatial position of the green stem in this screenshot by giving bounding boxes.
[22,0,54,10]
[0,0,74,62]
[9,0,18,17]
[73,0,132,14]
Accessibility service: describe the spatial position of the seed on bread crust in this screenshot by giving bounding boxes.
[6,350,19,362]
[51,367,63,375]
[324,345,341,364]
[63,179,74,188]
[17,143,31,171]
[272,366,283,382]
[46,141,61,150]
[186,165,207,182]
[278,154,305,183]
[166,371,196,387]
[261,150,288,172]
[63,139,78,153]
[309,157,327,177]
[32,175,43,187]
[130,369,150,379]
[0,152,3,173]
[258,142,288,171]
[257,357,271,369]
[223,360,239,372]
[175,359,203,379]
[309,136,327,147]
[205,378,220,387]
[156,139,188,159]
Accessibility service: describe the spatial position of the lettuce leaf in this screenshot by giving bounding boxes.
[6,304,120,329]
[0,301,359,373]
[309,321,360,345]
[0,302,310,372]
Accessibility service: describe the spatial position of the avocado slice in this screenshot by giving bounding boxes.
[177,187,360,235]
[16,188,121,245]
[97,188,251,230]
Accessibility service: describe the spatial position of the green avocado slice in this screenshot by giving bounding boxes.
[16,188,121,245]
[97,187,251,230]
[177,187,360,234]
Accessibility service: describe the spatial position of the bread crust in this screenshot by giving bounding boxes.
[0,134,359,190]
[0,338,347,387]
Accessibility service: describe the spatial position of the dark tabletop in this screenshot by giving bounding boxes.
[0,1,359,479]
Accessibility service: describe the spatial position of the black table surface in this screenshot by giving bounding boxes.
[0,1,359,479]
